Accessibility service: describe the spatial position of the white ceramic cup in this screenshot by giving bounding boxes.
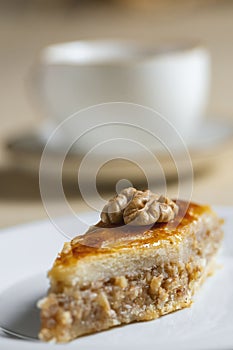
[31,40,210,153]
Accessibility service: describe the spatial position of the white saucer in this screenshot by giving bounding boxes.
[6,120,233,183]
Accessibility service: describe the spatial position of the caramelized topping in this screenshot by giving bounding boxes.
[53,201,211,266]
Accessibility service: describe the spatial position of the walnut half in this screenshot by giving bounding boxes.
[101,187,179,226]
[124,192,179,225]
[101,187,136,224]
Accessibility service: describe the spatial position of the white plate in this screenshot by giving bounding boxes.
[0,207,233,350]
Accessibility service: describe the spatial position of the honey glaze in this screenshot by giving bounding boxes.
[55,200,210,266]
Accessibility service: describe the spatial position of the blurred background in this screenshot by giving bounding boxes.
[0,0,233,228]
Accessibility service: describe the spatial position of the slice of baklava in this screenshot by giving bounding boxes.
[38,188,224,343]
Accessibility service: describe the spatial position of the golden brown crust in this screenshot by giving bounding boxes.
[54,201,210,268]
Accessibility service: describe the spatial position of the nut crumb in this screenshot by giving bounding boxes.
[114,276,128,289]
[97,292,111,314]
[149,275,163,295]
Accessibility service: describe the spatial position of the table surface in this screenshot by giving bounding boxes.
[0,1,233,229]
